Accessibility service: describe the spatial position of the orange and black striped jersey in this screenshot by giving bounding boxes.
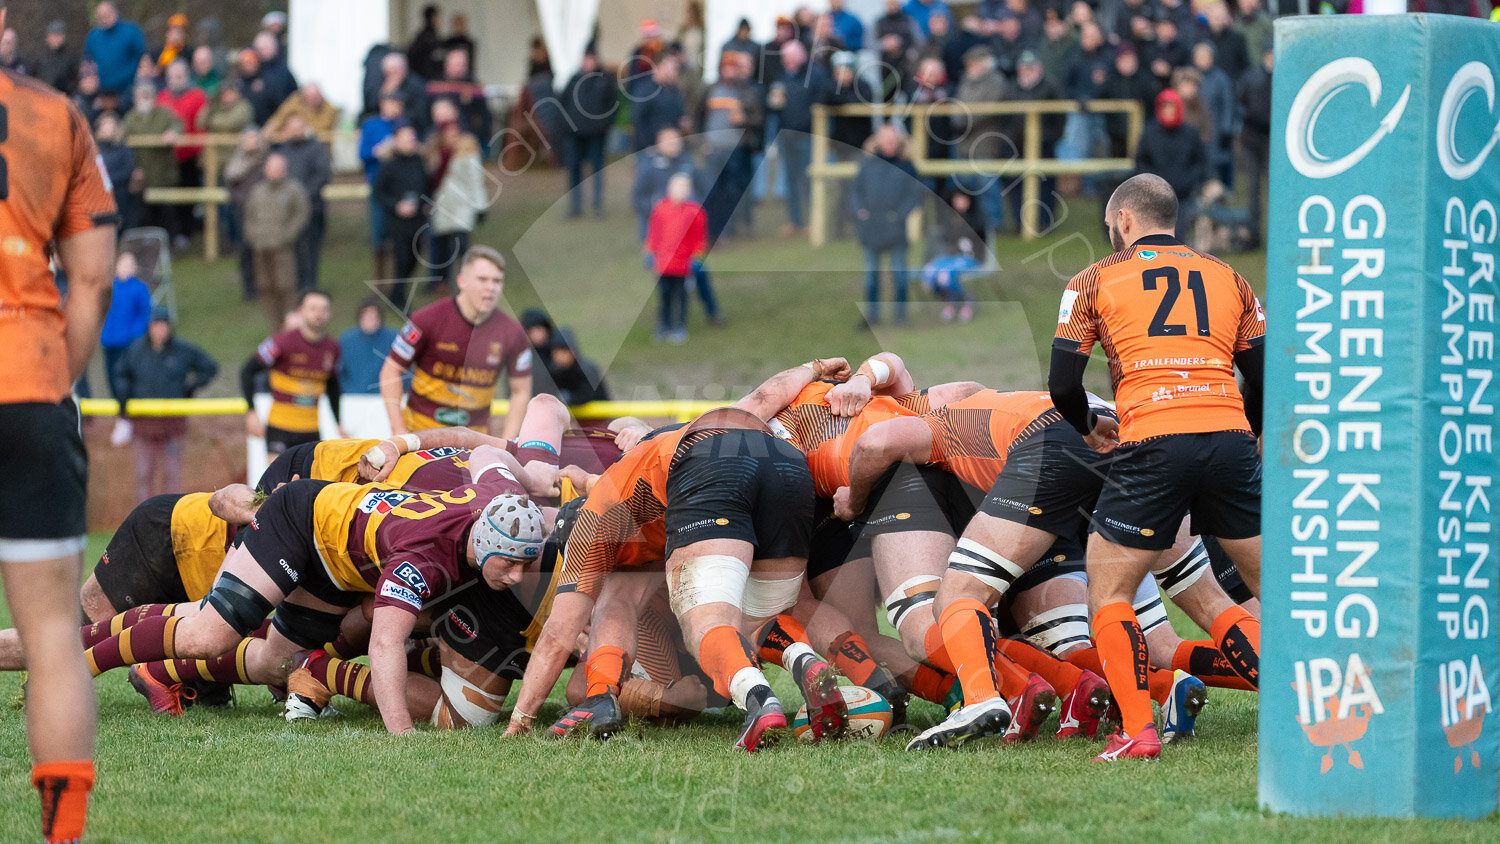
[1053,236,1264,442]
[558,409,764,601]
[771,381,931,497]
[169,492,238,601]
[0,70,119,404]
[921,390,1069,490]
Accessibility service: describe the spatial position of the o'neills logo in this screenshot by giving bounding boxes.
[1293,653,1385,773]
[1437,61,1500,181]
[1286,57,1410,179]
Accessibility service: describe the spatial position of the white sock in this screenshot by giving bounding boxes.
[782,642,817,674]
[728,666,768,710]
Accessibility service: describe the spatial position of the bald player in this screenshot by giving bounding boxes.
[1050,174,1264,762]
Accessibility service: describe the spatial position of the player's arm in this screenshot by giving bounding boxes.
[359,426,510,482]
[326,371,347,438]
[468,443,555,499]
[732,357,851,421]
[208,483,261,524]
[1049,276,1117,453]
[825,352,914,417]
[56,227,116,385]
[240,349,273,438]
[610,416,653,453]
[504,589,594,737]
[369,604,420,734]
[379,356,411,436]
[499,373,532,440]
[1235,342,1264,438]
[834,417,935,520]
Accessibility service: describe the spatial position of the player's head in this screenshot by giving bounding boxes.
[1105,173,1177,251]
[455,245,505,317]
[297,289,332,334]
[471,493,545,588]
[666,172,693,203]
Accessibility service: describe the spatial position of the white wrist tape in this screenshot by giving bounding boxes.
[742,572,803,618]
[362,444,388,470]
[867,358,893,387]
[668,554,750,617]
[397,433,420,454]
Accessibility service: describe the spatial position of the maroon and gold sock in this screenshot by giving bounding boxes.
[407,645,441,679]
[80,603,178,649]
[828,630,880,686]
[33,760,94,844]
[84,614,179,676]
[303,651,376,705]
[142,638,255,686]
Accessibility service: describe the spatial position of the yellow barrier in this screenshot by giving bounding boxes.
[81,397,724,423]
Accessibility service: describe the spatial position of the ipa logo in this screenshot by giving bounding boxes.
[1286,57,1410,179]
[1436,61,1500,181]
[1293,653,1385,773]
[1440,655,1491,773]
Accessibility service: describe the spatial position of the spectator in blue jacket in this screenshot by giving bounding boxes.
[773,40,830,235]
[828,0,866,51]
[113,306,218,501]
[84,2,146,96]
[903,0,954,38]
[338,297,402,394]
[358,93,405,277]
[630,51,686,153]
[101,251,152,404]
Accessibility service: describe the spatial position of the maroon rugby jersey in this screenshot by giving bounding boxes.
[387,297,531,431]
[257,329,340,433]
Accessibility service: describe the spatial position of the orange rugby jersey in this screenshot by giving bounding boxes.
[1053,238,1264,442]
[771,381,931,497]
[0,71,118,404]
[255,329,340,433]
[920,390,1064,490]
[389,297,531,431]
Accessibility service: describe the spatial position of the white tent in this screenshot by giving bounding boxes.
[288,0,891,121]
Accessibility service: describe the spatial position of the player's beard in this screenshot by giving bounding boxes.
[1108,219,1125,252]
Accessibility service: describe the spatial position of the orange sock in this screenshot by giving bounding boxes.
[1172,640,1258,692]
[753,614,811,669]
[998,639,1084,695]
[697,624,763,702]
[910,663,956,705]
[1209,606,1261,689]
[1091,602,1154,735]
[936,597,1002,705]
[33,760,94,844]
[923,623,954,673]
[828,630,878,686]
[1070,645,1178,704]
[584,645,627,696]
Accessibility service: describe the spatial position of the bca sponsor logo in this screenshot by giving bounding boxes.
[1286,57,1410,179]
[1293,653,1385,774]
[1439,654,1491,773]
[391,561,430,596]
[359,489,416,515]
[1437,61,1500,181]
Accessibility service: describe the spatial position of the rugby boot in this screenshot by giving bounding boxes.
[904,696,1012,750]
[1001,673,1058,744]
[1093,724,1163,762]
[549,691,625,740]
[1055,670,1110,739]
[1160,670,1208,744]
[128,666,193,716]
[791,654,847,743]
[734,685,787,752]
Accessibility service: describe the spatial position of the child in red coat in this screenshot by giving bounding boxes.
[645,174,708,344]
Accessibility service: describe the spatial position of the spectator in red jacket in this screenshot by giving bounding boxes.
[645,173,708,344]
[157,59,207,244]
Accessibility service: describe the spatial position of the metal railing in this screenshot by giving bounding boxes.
[809,99,1143,244]
[125,131,368,261]
[80,397,721,424]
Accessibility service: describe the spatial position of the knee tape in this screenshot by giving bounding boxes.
[1021,603,1091,655]
[431,666,505,728]
[742,572,803,618]
[205,572,275,636]
[668,555,750,617]
[271,602,346,650]
[948,537,1028,597]
[1132,577,1169,637]
[1152,538,1211,599]
[884,575,941,631]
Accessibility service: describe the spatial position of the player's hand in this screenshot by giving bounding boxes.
[1084,414,1120,454]
[502,719,531,738]
[245,411,265,439]
[810,357,851,382]
[358,440,401,482]
[162,128,180,146]
[825,375,872,417]
[832,486,860,521]
[558,465,591,497]
[614,421,650,453]
[522,461,561,498]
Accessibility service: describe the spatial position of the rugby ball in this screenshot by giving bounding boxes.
[792,685,892,742]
